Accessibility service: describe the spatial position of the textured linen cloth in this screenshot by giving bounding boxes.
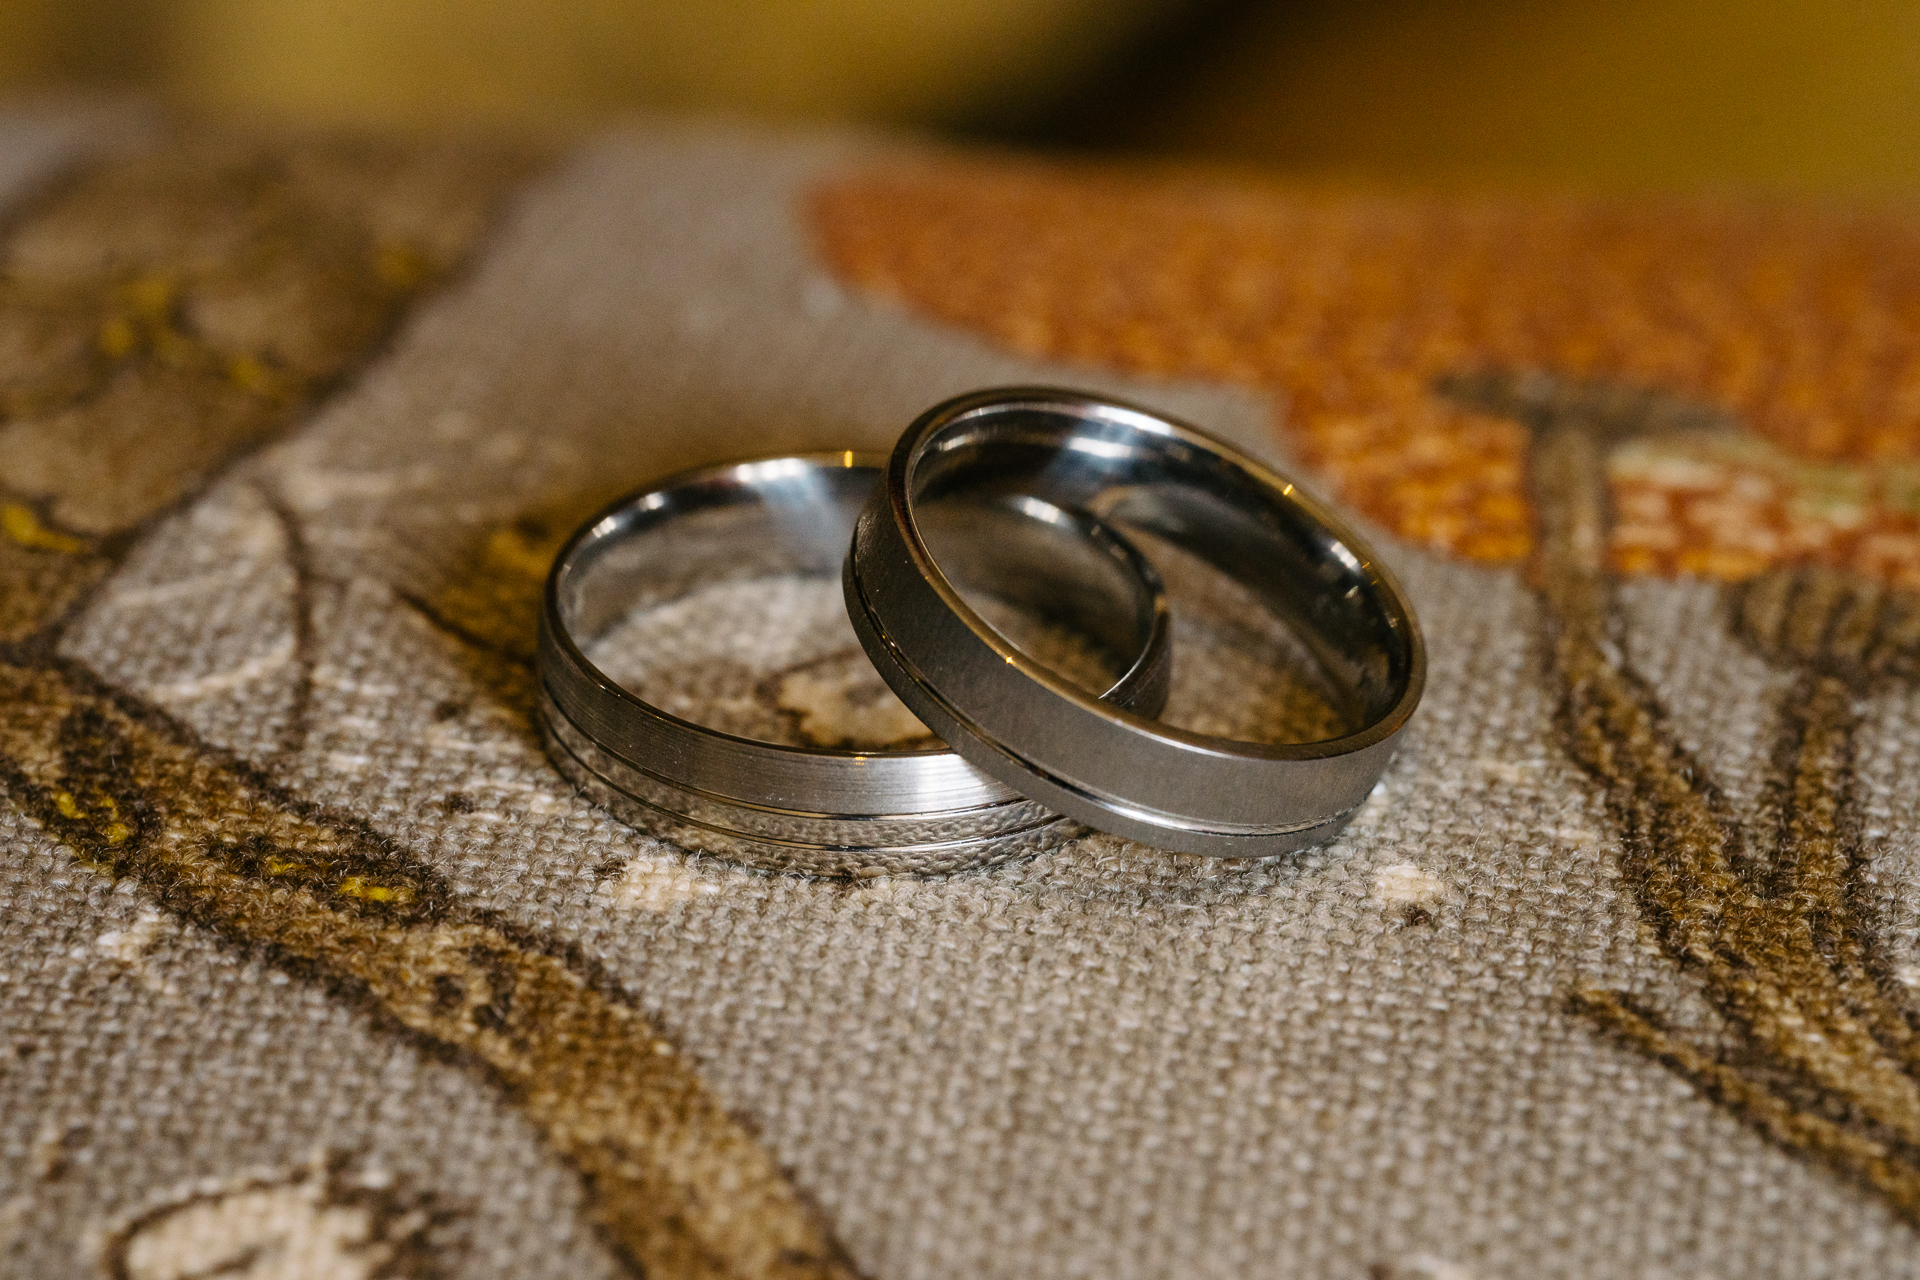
[6,111,1920,1280]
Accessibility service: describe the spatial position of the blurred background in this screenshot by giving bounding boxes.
[3,0,1919,191]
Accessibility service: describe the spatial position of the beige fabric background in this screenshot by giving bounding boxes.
[6,112,1920,1279]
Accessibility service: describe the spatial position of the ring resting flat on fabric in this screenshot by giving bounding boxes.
[536,451,1172,877]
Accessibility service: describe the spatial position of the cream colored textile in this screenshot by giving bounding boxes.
[5,117,1920,1280]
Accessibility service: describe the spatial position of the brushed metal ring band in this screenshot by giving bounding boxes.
[844,388,1427,858]
[536,451,1173,877]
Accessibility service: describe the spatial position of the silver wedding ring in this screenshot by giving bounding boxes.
[844,388,1426,857]
[536,452,1172,877]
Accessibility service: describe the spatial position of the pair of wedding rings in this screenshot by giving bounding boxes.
[537,388,1425,877]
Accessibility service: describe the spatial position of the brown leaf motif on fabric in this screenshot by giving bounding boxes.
[1446,368,1920,1224]
[0,137,862,1280]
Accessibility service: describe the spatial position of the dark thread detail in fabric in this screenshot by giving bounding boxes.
[433,974,469,1015]
[388,492,642,723]
[387,585,543,734]
[391,586,536,670]
[416,497,607,663]
[259,483,321,761]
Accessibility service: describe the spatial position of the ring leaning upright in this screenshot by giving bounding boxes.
[844,387,1426,857]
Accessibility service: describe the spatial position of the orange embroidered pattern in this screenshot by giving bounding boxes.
[813,167,1920,584]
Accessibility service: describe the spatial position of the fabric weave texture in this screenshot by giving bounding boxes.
[5,114,1920,1280]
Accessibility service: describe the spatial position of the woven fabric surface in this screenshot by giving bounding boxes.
[5,114,1920,1280]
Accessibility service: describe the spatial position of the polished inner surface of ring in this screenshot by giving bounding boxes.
[845,389,1426,858]
[537,451,1172,875]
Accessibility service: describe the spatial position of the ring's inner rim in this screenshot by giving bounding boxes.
[901,402,1420,751]
[550,456,1166,760]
